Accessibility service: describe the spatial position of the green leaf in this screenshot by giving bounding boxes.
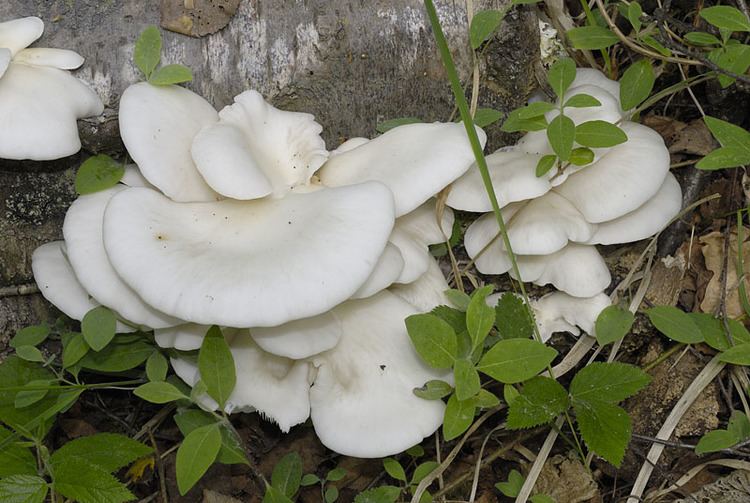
[469,10,505,49]
[0,427,37,477]
[149,64,193,86]
[575,120,628,148]
[646,306,704,344]
[445,289,471,311]
[473,108,503,127]
[728,410,750,441]
[14,380,52,409]
[0,475,48,503]
[62,333,89,369]
[199,326,236,409]
[627,1,643,31]
[474,389,501,409]
[326,467,347,481]
[146,351,168,382]
[569,147,594,166]
[695,429,739,454]
[411,461,439,485]
[696,146,750,170]
[263,485,294,503]
[494,293,535,339]
[477,339,557,383]
[703,116,750,151]
[729,319,750,344]
[10,326,50,349]
[406,445,425,457]
[134,25,161,79]
[547,58,576,97]
[718,343,750,365]
[547,114,576,161]
[564,94,602,108]
[134,381,188,404]
[501,108,548,132]
[81,306,117,352]
[690,313,729,350]
[376,117,421,133]
[466,285,495,349]
[595,305,634,345]
[536,155,557,177]
[619,59,655,110]
[708,44,750,87]
[567,26,620,49]
[53,457,134,503]
[495,469,525,498]
[0,357,61,435]
[14,346,43,363]
[530,495,555,503]
[354,486,402,503]
[700,6,750,32]
[640,34,672,56]
[504,384,520,405]
[685,31,722,46]
[453,358,481,401]
[50,433,152,473]
[75,155,125,195]
[516,101,556,119]
[300,474,320,486]
[507,376,569,429]
[383,458,407,482]
[573,400,631,467]
[413,379,454,400]
[443,394,476,441]
[325,485,339,503]
[271,452,302,498]
[79,339,153,372]
[173,409,247,465]
[570,362,650,403]
[405,314,458,369]
[176,423,222,495]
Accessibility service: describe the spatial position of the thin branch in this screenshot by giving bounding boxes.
[0,283,39,298]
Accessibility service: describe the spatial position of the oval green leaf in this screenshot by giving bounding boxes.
[547,114,576,161]
[176,423,222,495]
[81,306,117,352]
[199,326,237,409]
[477,339,558,383]
[575,120,628,148]
[405,313,458,369]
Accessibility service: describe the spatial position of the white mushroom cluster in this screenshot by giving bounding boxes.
[447,69,682,304]
[0,17,103,160]
[32,80,485,457]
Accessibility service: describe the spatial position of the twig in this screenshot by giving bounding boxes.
[515,417,565,503]
[0,283,39,298]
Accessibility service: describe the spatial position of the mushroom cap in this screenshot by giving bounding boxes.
[154,324,207,351]
[63,186,181,329]
[31,241,135,333]
[352,243,405,300]
[390,257,451,312]
[318,122,485,216]
[250,311,343,360]
[309,291,448,457]
[389,228,432,284]
[553,121,670,223]
[570,68,622,112]
[585,172,682,245]
[120,164,157,189]
[531,291,611,341]
[119,82,219,202]
[0,17,44,57]
[0,48,10,78]
[13,48,84,69]
[102,183,395,327]
[191,90,328,200]
[446,150,552,213]
[462,204,526,275]
[330,137,369,156]
[0,63,103,160]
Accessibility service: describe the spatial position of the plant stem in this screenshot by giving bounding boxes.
[643,343,685,372]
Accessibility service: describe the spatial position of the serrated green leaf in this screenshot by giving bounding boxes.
[570,362,650,403]
[564,94,602,108]
[453,358,481,401]
[575,120,628,147]
[413,380,454,400]
[272,452,302,498]
[383,458,407,482]
[728,410,750,441]
[573,400,631,467]
[501,109,548,132]
[81,306,117,352]
[619,59,655,110]
[354,486,401,503]
[685,31,722,46]
[466,285,495,349]
[494,293,535,339]
[495,469,525,497]
[176,423,222,495]
[567,26,620,49]
[516,101,556,119]
[569,147,594,166]
[0,427,37,477]
[474,389,500,409]
[75,155,125,195]
[547,58,576,97]
[53,457,134,503]
[536,154,557,177]
[477,339,557,383]
[325,485,339,503]
[595,305,634,345]
[62,333,89,369]
[376,117,421,133]
[149,64,193,86]
[14,380,52,409]
[473,108,503,127]
[696,146,750,170]
[15,346,43,363]
[547,114,576,161]
[443,394,476,441]
[627,1,643,31]
[695,429,739,454]
[469,10,505,49]
[431,305,467,334]
[10,326,50,349]
[300,474,320,486]
[50,433,152,473]
[199,326,236,409]
[79,339,153,372]
[134,26,161,79]
[146,351,168,382]
[411,461,439,485]
[445,289,471,311]
[134,381,188,404]
[507,376,569,429]
[405,314,458,369]
[646,306,704,343]
[718,343,750,365]
[0,475,48,503]
[326,467,346,481]
[700,6,750,32]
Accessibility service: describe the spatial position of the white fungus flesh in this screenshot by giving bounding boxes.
[0,17,44,57]
[390,257,451,312]
[250,311,343,360]
[531,291,611,341]
[351,243,405,300]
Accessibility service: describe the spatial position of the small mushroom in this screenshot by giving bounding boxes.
[390,257,451,312]
[531,291,611,341]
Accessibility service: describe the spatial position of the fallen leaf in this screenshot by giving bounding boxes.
[699,228,750,318]
[161,0,240,37]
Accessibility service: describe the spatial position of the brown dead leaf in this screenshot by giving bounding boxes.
[699,228,750,318]
[161,0,240,37]
[642,115,717,156]
[203,489,243,503]
[535,453,601,503]
[59,418,97,439]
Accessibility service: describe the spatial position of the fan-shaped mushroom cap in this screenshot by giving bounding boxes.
[31,241,135,333]
[120,164,157,189]
[553,121,670,223]
[0,64,103,160]
[531,291,611,341]
[103,183,395,327]
[154,324,207,351]
[585,172,682,245]
[0,48,10,78]
[119,82,219,202]
[352,243,405,300]
[330,137,369,156]
[0,17,43,57]
[250,311,343,360]
[463,206,524,275]
[309,291,449,457]
[63,186,181,329]
[191,90,328,200]
[446,150,552,212]
[390,257,451,312]
[13,48,84,69]
[318,122,485,216]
